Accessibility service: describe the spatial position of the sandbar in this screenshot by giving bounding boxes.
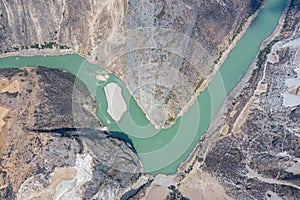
[104,83,127,122]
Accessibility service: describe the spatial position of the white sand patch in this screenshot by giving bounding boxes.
[55,154,93,200]
[96,71,109,81]
[282,66,300,107]
[0,106,10,133]
[282,37,300,48]
[286,159,300,175]
[17,154,92,200]
[294,66,300,75]
[104,83,127,122]
[295,132,300,138]
[286,78,300,88]
[283,93,300,107]
[286,65,300,88]
[266,191,283,200]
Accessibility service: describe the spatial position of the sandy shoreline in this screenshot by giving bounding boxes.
[0,48,77,59]
[104,83,127,122]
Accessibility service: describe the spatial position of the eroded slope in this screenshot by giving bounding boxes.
[0,67,141,200]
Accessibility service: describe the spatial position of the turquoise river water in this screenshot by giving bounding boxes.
[0,0,287,174]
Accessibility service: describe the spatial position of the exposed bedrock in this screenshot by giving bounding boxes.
[0,67,142,200]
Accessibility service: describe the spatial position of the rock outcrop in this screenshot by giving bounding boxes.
[0,0,264,128]
[0,67,141,200]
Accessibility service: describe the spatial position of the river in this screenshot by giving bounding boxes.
[0,0,287,174]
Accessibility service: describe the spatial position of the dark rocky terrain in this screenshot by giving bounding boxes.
[0,67,141,199]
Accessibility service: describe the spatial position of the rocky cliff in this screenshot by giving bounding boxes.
[0,0,264,128]
[0,66,141,200]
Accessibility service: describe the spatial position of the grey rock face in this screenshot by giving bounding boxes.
[290,105,300,123]
[0,67,141,200]
[25,67,100,130]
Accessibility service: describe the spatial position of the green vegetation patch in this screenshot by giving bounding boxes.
[165,90,176,104]
[194,78,204,93]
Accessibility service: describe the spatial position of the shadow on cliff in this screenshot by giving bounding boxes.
[32,127,137,154]
[73,129,137,154]
[105,131,137,153]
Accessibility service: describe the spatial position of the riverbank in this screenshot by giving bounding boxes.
[168,1,271,174]
[176,0,291,180]
[0,48,77,59]
[177,2,265,121]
